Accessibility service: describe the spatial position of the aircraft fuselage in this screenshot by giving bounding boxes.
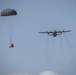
[53,31,57,37]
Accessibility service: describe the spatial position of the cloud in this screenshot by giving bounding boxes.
[8,71,59,75]
[8,72,32,75]
[39,71,59,75]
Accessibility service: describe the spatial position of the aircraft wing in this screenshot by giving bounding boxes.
[57,31,62,33]
[62,30,72,32]
[57,30,72,33]
[38,31,53,34]
[38,32,46,33]
[47,31,53,33]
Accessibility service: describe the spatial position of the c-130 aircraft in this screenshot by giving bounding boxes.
[38,30,72,37]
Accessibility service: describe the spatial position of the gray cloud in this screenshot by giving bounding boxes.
[8,72,32,75]
[8,71,59,75]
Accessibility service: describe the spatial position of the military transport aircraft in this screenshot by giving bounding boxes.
[38,30,72,37]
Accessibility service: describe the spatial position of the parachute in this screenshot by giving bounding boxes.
[0,8,17,48]
[0,8,17,16]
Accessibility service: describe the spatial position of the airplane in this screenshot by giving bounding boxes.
[38,30,72,37]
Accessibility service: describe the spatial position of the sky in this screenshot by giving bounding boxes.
[0,0,76,75]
